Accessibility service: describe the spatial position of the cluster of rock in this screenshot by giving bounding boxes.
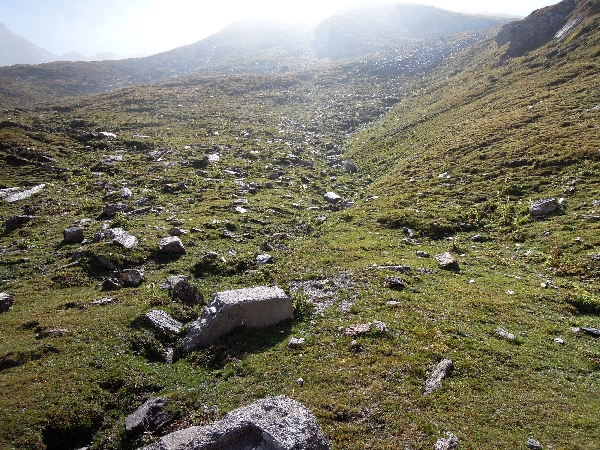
[138,396,330,450]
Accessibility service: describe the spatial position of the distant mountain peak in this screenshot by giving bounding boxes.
[0,23,57,66]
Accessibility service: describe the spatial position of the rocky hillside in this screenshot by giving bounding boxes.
[313,4,510,60]
[0,5,509,107]
[0,0,600,449]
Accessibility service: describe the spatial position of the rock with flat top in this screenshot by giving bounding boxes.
[144,310,183,335]
[530,198,558,217]
[183,286,293,352]
[141,396,329,450]
[63,226,85,244]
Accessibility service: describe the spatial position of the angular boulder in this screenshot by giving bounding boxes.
[183,286,293,352]
[144,310,184,335]
[63,226,85,244]
[142,396,330,450]
[4,215,35,231]
[0,292,14,313]
[119,269,145,288]
[106,228,137,249]
[323,191,341,204]
[126,397,171,435]
[530,198,558,217]
[103,202,130,216]
[435,252,459,271]
[158,236,185,254]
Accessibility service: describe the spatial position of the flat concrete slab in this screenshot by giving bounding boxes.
[182,285,293,352]
[141,396,330,450]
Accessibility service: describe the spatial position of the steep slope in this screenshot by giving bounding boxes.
[0,23,57,66]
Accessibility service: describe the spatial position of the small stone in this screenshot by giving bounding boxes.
[234,206,247,214]
[581,326,600,337]
[526,438,543,450]
[4,184,45,203]
[103,202,130,216]
[435,432,459,450]
[158,236,185,254]
[160,275,188,290]
[169,226,187,236]
[530,198,558,217]
[256,253,274,265]
[554,337,565,345]
[36,328,69,339]
[423,359,454,395]
[63,226,84,243]
[90,297,113,305]
[373,321,388,333]
[296,377,304,387]
[323,191,342,204]
[0,292,15,313]
[416,250,430,258]
[495,327,516,341]
[341,160,358,173]
[118,269,145,288]
[435,252,459,271]
[344,323,372,337]
[288,337,305,348]
[385,276,408,290]
[119,187,133,198]
[471,234,485,242]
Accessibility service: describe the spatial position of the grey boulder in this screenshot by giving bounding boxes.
[106,228,138,249]
[126,397,171,435]
[141,396,330,450]
[63,226,85,244]
[144,310,184,335]
[0,292,14,313]
[183,286,293,352]
[435,252,459,271]
[158,236,186,254]
[530,198,558,217]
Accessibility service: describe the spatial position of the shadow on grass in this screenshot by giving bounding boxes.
[188,320,293,370]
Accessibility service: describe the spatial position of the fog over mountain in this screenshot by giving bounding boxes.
[0,23,145,67]
[0,23,56,66]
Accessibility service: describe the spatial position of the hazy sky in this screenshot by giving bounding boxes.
[2,0,561,57]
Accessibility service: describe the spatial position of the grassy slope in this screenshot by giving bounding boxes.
[0,5,599,450]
